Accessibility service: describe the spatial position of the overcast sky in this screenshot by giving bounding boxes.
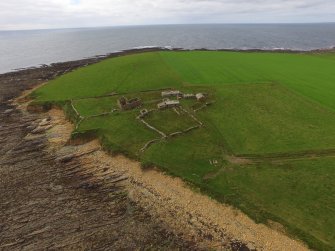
[1,0,335,30]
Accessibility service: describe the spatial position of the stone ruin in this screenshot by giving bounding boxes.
[117,96,142,111]
[157,90,207,109]
[196,93,206,102]
[161,90,182,98]
[138,109,150,118]
[157,99,180,110]
[183,94,196,99]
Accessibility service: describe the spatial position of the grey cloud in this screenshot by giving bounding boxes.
[0,0,334,30]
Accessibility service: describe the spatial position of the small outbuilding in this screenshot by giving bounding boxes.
[196,93,206,102]
[138,109,150,118]
[118,96,142,110]
[183,93,196,99]
[157,99,180,110]
[161,90,182,98]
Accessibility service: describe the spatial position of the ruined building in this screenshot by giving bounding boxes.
[183,94,196,99]
[157,99,180,110]
[161,90,182,98]
[117,96,142,110]
[196,93,206,102]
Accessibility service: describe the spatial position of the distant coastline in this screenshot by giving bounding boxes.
[1,23,335,73]
[1,46,335,76]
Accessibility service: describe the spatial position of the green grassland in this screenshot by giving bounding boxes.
[200,83,335,155]
[206,158,335,248]
[34,53,182,101]
[145,109,197,135]
[78,112,158,155]
[32,50,335,250]
[162,51,335,110]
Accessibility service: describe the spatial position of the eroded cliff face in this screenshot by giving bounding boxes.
[0,59,199,250]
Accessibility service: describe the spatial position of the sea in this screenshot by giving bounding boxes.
[0,23,335,74]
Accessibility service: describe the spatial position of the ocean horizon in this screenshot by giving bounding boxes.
[1,23,335,74]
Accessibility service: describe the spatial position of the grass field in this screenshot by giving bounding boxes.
[206,158,335,249]
[32,50,335,250]
[162,51,335,110]
[200,83,335,155]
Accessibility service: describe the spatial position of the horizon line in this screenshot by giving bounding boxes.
[1,21,335,32]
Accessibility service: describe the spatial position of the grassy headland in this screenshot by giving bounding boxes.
[31,50,335,250]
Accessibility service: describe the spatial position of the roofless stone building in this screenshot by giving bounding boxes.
[157,99,180,110]
[117,96,142,111]
[161,90,182,98]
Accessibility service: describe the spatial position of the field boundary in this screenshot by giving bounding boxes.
[237,148,335,159]
[67,90,335,163]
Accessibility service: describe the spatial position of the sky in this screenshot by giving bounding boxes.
[1,0,335,30]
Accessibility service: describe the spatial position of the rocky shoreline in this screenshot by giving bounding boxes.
[0,48,310,250]
[2,45,335,76]
[0,51,199,250]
